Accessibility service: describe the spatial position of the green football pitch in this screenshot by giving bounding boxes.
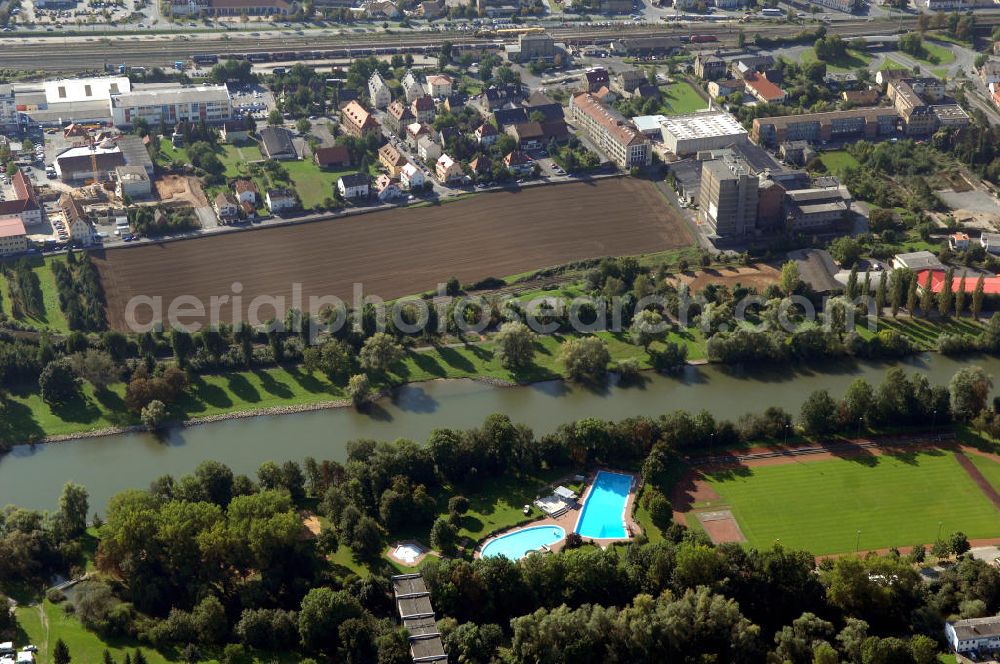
[702,451,1000,555]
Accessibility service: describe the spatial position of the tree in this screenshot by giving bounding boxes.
[559,337,610,383]
[39,359,78,405]
[875,271,887,316]
[780,261,800,295]
[629,309,668,348]
[69,350,121,389]
[347,374,371,408]
[54,639,71,664]
[829,236,862,267]
[972,274,985,320]
[950,366,992,420]
[956,276,968,317]
[141,400,168,430]
[359,332,403,373]
[950,530,971,555]
[938,268,954,317]
[430,517,458,555]
[494,321,536,370]
[298,588,364,654]
[296,118,311,135]
[59,482,89,538]
[267,108,283,125]
[646,489,672,530]
[920,270,934,317]
[171,329,195,369]
[799,389,838,436]
[905,275,917,315]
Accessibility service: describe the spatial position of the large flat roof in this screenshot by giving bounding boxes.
[43,76,131,105]
[660,110,747,141]
[110,85,230,107]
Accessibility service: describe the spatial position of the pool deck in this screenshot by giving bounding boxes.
[473,468,642,559]
[385,539,438,568]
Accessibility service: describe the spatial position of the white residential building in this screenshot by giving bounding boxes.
[417,136,442,163]
[402,70,426,103]
[424,74,454,98]
[368,71,392,110]
[946,617,1000,657]
[569,92,651,169]
[0,218,28,256]
[266,188,297,213]
[400,162,426,190]
[109,85,232,127]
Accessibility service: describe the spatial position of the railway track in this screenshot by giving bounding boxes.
[0,14,995,71]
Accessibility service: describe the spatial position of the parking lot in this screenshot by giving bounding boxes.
[230,83,276,122]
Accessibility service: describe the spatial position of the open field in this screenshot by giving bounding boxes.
[818,150,860,178]
[681,450,1000,555]
[93,179,693,330]
[669,263,780,293]
[0,256,71,332]
[800,47,872,72]
[662,81,707,115]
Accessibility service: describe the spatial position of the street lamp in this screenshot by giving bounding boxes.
[856,529,861,553]
[937,521,943,541]
[857,416,863,439]
[932,409,938,442]
[784,423,791,446]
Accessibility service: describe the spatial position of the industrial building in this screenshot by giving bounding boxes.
[109,84,232,127]
[658,110,748,156]
[0,85,18,134]
[698,154,759,238]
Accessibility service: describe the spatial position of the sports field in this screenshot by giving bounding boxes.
[701,451,1000,555]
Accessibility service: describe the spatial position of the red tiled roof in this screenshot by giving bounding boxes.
[0,217,26,239]
[571,92,648,148]
[916,269,1000,295]
[234,179,258,194]
[745,73,785,102]
[313,145,351,167]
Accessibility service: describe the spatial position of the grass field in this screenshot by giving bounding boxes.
[818,150,860,178]
[0,256,71,332]
[17,601,174,664]
[661,81,707,115]
[918,41,956,65]
[879,56,909,72]
[968,453,1000,492]
[703,451,1000,555]
[281,159,359,210]
[800,47,872,73]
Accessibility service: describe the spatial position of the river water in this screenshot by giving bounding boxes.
[3,353,999,512]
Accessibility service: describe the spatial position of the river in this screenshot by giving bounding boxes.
[3,353,999,512]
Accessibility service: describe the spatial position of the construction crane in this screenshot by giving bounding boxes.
[85,131,100,187]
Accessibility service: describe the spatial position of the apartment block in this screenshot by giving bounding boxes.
[752,107,899,147]
[569,92,651,169]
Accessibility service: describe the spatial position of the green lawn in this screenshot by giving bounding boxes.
[157,138,263,180]
[703,451,1000,555]
[818,150,860,178]
[869,316,984,350]
[280,159,358,210]
[17,601,173,664]
[879,56,909,72]
[661,81,707,116]
[968,453,1000,493]
[918,41,956,65]
[0,256,71,332]
[800,47,872,73]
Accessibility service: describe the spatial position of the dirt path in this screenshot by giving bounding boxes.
[955,451,1000,511]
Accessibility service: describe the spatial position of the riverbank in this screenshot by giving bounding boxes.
[1,330,690,449]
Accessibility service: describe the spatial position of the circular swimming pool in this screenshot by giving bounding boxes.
[480,525,565,560]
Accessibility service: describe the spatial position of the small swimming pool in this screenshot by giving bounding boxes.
[575,471,632,539]
[480,525,565,560]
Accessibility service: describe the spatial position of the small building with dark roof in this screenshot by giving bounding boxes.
[258,126,297,160]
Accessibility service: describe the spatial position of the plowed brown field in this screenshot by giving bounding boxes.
[94,179,692,330]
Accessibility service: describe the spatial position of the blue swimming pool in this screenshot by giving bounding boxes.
[480,525,565,560]
[575,471,632,539]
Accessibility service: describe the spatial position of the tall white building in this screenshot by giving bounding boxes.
[368,71,392,110]
[109,85,232,127]
[659,110,748,156]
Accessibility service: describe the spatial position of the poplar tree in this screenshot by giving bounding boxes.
[920,271,934,317]
[955,275,967,317]
[906,276,918,316]
[938,268,954,317]
[972,274,985,320]
[875,271,887,317]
